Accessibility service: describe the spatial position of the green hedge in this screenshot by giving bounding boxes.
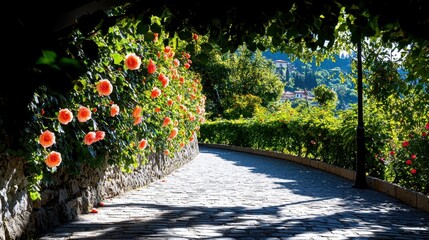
[199,110,429,194]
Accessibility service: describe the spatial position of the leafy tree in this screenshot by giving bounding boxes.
[226,46,284,106]
[313,84,338,108]
[193,46,284,119]
[224,94,263,119]
[192,54,231,118]
[304,67,318,90]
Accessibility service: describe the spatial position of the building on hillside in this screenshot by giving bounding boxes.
[274,59,288,69]
[273,59,296,74]
[280,90,315,102]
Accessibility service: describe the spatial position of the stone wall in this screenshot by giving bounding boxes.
[0,140,199,240]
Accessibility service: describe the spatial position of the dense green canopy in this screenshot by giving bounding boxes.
[2,0,428,146]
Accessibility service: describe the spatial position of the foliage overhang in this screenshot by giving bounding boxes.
[2,0,429,146]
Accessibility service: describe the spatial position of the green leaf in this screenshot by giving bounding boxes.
[178,30,192,41]
[144,32,155,43]
[337,23,347,32]
[59,57,81,70]
[247,42,257,52]
[272,36,281,48]
[185,43,195,53]
[112,53,123,65]
[74,79,88,92]
[150,23,162,34]
[267,24,279,37]
[36,50,57,65]
[30,191,41,201]
[201,43,213,53]
[257,43,266,51]
[196,53,209,64]
[136,22,149,34]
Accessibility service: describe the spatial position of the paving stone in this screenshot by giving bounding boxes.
[38,146,429,239]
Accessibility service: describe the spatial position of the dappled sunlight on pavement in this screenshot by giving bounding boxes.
[39,146,429,239]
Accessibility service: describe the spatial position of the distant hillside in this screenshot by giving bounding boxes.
[263,51,352,73]
[263,51,357,109]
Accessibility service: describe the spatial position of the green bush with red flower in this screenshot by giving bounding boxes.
[381,122,429,193]
[23,15,206,200]
[199,102,428,194]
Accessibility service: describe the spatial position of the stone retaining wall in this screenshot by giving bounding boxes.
[1,140,199,240]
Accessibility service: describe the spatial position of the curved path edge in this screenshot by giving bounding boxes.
[199,143,429,213]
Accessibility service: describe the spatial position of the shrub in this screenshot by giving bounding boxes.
[22,16,206,200]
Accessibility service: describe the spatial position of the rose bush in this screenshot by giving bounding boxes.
[23,15,206,200]
[384,122,429,193]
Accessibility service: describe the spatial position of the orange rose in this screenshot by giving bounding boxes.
[125,53,141,70]
[189,114,195,121]
[161,76,169,88]
[154,107,161,113]
[138,139,148,150]
[162,117,171,127]
[58,108,73,125]
[39,130,55,148]
[133,116,143,126]
[164,46,171,54]
[158,73,165,81]
[168,127,178,140]
[132,105,142,118]
[173,58,180,67]
[45,151,62,168]
[95,130,105,141]
[167,99,173,106]
[151,87,161,98]
[84,132,97,145]
[179,142,185,148]
[193,33,199,40]
[96,79,113,96]
[77,106,92,122]
[164,149,170,155]
[199,116,206,123]
[147,58,156,74]
[110,104,120,117]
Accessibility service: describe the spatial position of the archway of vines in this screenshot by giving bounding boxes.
[2,1,428,197]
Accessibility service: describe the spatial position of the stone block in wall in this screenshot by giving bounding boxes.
[365,176,375,189]
[396,186,417,208]
[326,164,341,176]
[1,139,199,239]
[417,193,429,212]
[340,168,355,181]
[310,159,319,169]
[373,178,397,198]
[0,157,32,240]
[317,161,330,172]
[0,223,5,240]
